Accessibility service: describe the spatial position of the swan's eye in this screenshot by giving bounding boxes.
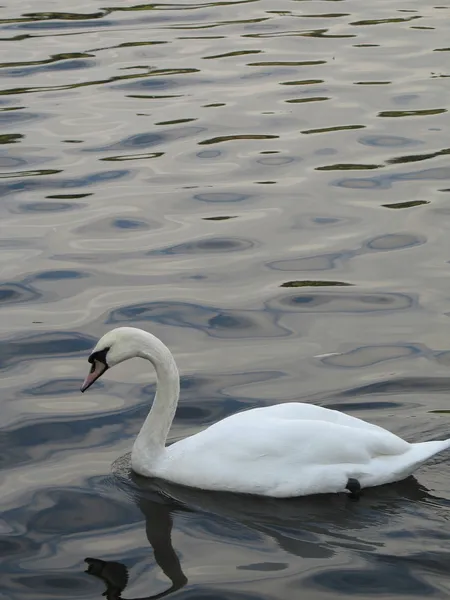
[88,346,111,367]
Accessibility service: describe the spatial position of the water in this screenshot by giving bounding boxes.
[2,0,450,598]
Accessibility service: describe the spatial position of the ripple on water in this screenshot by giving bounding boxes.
[358,135,423,147]
[107,301,290,340]
[147,236,255,255]
[194,192,252,203]
[267,291,415,314]
[365,233,426,251]
[268,232,425,272]
[0,282,41,307]
[305,559,436,597]
[0,331,94,370]
[75,216,157,235]
[335,166,450,190]
[319,344,421,368]
[1,169,129,199]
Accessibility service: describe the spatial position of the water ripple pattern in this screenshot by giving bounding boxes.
[2,1,450,600]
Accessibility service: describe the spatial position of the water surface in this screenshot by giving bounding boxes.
[2,0,450,598]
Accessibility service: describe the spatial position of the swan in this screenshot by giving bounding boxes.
[80,326,450,498]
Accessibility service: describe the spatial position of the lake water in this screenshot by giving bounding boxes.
[2,1,450,598]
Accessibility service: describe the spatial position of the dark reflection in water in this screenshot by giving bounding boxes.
[80,467,450,600]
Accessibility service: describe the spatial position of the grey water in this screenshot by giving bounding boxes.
[2,0,450,598]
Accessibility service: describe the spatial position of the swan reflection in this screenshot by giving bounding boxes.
[85,465,436,598]
[85,491,187,599]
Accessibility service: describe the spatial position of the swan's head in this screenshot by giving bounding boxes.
[80,327,146,392]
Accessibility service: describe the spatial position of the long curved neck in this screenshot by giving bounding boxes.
[132,334,180,463]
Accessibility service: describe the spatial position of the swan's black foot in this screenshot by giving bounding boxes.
[345,478,361,501]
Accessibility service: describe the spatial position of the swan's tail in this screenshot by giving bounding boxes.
[390,438,450,481]
[361,438,450,488]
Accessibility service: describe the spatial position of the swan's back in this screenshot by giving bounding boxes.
[233,401,390,434]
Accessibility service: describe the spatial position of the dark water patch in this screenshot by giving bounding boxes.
[198,134,278,145]
[197,149,221,158]
[285,96,329,104]
[46,193,92,199]
[0,168,62,179]
[34,270,88,280]
[267,291,414,314]
[147,236,254,256]
[0,282,40,306]
[113,218,150,230]
[302,124,365,135]
[1,408,143,470]
[387,147,450,165]
[366,233,425,251]
[0,111,46,125]
[316,163,382,171]
[257,155,294,166]
[0,331,95,370]
[334,167,450,190]
[280,280,353,288]
[107,301,290,340]
[354,80,391,85]
[359,135,423,147]
[0,51,95,70]
[248,60,327,67]
[379,108,447,118]
[25,488,139,535]
[101,151,165,162]
[204,50,262,60]
[155,118,197,126]
[268,252,344,272]
[9,19,113,32]
[0,133,23,144]
[85,128,205,153]
[350,16,422,26]
[26,378,82,396]
[0,156,30,169]
[3,60,93,77]
[306,562,434,596]
[383,200,429,209]
[194,192,251,203]
[202,216,237,221]
[1,169,129,198]
[75,216,157,236]
[280,79,324,86]
[115,68,202,93]
[16,201,82,212]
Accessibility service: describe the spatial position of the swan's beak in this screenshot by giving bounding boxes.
[81,360,108,393]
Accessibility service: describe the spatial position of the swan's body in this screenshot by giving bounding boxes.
[81,327,450,497]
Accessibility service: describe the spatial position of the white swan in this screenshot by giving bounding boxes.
[81,327,450,498]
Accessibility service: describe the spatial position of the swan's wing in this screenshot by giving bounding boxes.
[237,402,392,435]
[211,417,409,463]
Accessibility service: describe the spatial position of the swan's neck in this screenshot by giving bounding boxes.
[131,336,180,467]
